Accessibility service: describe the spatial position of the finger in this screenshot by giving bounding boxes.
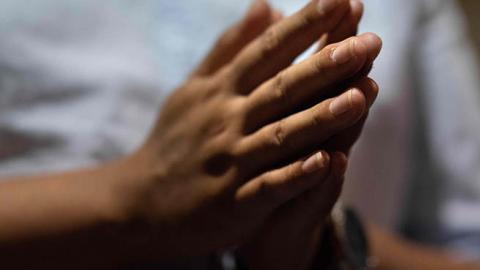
[244,33,381,132]
[265,152,347,230]
[324,78,379,155]
[350,77,379,109]
[299,152,348,224]
[325,115,367,155]
[238,88,366,173]
[192,0,274,78]
[352,33,383,80]
[271,9,284,22]
[229,0,352,93]
[357,32,383,76]
[324,9,383,84]
[236,151,331,214]
[326,0,363,44]
[316,0,364,52]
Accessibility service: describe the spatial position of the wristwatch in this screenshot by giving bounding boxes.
[315,204,377,270]
[232,204,377,270]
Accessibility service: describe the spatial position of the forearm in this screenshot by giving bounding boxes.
[0,155,142,269]
[368,224,480,270]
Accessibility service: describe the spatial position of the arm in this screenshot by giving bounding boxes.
[0,156,142,269]
[0,0,378,269]
[368,224,480,270]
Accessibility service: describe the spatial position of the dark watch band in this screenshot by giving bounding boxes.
[232,205,375,270]
[234,255,250,270]
[316,205,375,270]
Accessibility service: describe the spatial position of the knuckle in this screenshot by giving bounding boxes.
[215,67,239,91]
[256,178,276,203]
[298,13,314,30]
[272,71,291,107]
[271,119,298,152]
[231,138,247,159]
[228,97,251,134]
[260,27,281,58]
[188,77,217,101]
[272,119,287,147]
[312,53,327,72]
[310,105,326,127]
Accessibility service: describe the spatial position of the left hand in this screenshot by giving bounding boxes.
[235,1,382,270]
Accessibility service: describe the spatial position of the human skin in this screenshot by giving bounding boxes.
[235,1,382,270]
[0,0,380,269]
[368,224,480,270]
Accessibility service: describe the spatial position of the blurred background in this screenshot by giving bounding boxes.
[0,0,479,263]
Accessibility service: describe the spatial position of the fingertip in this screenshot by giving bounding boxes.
[350,88,367,115]
[367,77,380,102]
[331,151,348,177]
[354,77,379,108]
[246,0,272,23]
[352,37,369,62]
[358,32,383,61]
[350,0,364,20]
[316,150,332,170]
[316,0,350,17]
[302,150,331,174]
[271,9,284,23]
[365,32,383,48]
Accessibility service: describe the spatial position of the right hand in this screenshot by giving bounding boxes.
[113,0,377,260]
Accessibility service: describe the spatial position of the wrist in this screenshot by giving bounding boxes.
[106,151,152,223]
[0,151,160,268]
[102,149,172,262]
[313,206,375,270]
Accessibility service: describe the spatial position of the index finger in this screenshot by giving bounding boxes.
[229,0,352,93]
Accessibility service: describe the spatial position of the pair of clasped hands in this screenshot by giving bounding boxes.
[120,0,381,269]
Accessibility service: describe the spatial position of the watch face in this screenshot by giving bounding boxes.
[344,208,369,268]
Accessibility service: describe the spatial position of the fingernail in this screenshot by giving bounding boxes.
[330,40,354,64]
[302,151,328,173]
[329,89,357,117]
[317,0,340,16]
